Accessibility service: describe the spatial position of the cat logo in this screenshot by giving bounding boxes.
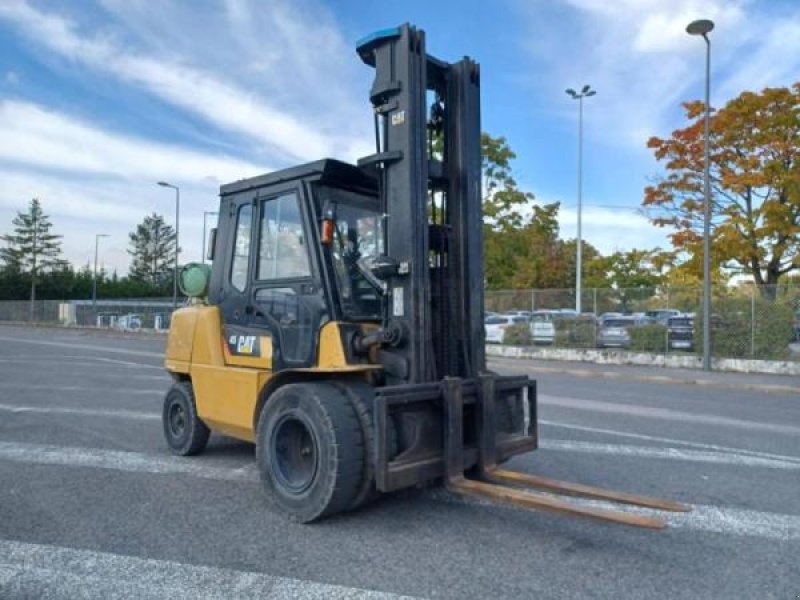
[229,335,258,355]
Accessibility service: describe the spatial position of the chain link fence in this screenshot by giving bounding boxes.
[0,299,176,331]
[1,284,798,362]
[486,284,800,362]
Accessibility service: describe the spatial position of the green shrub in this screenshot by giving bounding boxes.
[554,316,596,348]
[630,324,668,353]
[694,295,795,359]
[502,322,532,346]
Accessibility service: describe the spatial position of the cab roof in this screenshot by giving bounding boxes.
[220,159,378,197]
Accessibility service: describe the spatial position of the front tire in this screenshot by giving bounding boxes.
[256,382,364,523]
[162,381,210,456]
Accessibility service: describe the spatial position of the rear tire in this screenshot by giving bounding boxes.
[162,381,210,456]
[256,382,364,523]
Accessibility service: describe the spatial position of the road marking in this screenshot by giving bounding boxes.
[428,488,798,541]
[540,393,800,436]
[0,539,415,599]
[541,420,800,463]
[488,358,800,396]
[540,439,800,470]
[0,382,164,395]
[0,441,257,482]
[0,440,796,541]
[0,335,163,358]
[0,404,160,420]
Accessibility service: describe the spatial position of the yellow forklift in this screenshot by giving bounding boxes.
[163,23,689,527]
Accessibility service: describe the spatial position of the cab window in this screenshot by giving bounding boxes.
[230,203,252,292]
[257,193,311,280]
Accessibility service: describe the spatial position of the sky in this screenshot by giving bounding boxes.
[0,0,798,274]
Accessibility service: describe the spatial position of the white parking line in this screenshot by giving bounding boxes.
[0,335,163,358]
[539,439,800,470]
[541,420,800,463]
[0,404,159,420]
[0,382,164,395]
[0,539,416,599]
[428,487,798,541]
[0,441,257,482]
[540,394,800,436]
[0,440,796,541]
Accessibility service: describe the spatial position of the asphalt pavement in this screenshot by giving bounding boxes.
[0,324,797,599]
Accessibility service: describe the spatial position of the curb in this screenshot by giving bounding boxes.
[486,343,800,376]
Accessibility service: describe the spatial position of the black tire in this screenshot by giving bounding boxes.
[330,381,398,510]
[255,382,364,523]
[162,381,210,456]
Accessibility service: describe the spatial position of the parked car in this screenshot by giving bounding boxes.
[645,308,681,325]
[115,313,143,330]
[503,310,532,321]
[667,314,695,351]
[485,315,528,343]
[597,316,650,348]
[529,311,556,344]
[793,310,800,342]
[598,312,623,324]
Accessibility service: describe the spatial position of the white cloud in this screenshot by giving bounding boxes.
[0,0,373,163]
[0,100,266,183]
[0,100,268,273]
[0,166,222,274]
[3,71,20,85]
[517,0,798,151]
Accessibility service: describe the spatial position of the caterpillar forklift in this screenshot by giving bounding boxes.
[163,24,689,527]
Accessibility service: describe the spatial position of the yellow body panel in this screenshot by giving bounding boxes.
[164,305,378,443]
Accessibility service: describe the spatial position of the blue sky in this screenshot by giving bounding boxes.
[1,0,799,274]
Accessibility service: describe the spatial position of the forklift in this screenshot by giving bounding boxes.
[163,24,689,527]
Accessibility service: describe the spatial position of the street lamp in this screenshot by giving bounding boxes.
[565,84,596,314]
[203,211,218,264]
[92,233,109,307]
[157,181,180,309]
[686,18,714,371]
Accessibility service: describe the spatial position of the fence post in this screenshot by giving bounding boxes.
[531,289,536,312]
[750,287,756,358]
[592,288,597,315]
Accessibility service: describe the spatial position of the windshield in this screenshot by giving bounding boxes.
[329,198,384,320]
[603,319,632,328]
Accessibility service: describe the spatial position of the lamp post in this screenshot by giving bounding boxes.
[203,211,218,264]
[686,18,714,371]
[92,233,109,307]
[565,85,596,314]
[157,181,180,309]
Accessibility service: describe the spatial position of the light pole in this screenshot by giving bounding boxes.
[92,233,109,307]
[566,84,596,314]
[157,181,180,309]
[203,211,218,264]
[686,18,714,371]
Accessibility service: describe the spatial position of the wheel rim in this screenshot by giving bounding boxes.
[167,401,187,439]
[270,414,318,494]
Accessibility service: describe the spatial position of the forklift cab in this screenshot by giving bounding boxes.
[208,159,383,371]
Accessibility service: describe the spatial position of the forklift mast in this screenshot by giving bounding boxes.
[356,24,484,385]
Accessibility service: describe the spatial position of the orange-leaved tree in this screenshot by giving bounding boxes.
[643,83,800,293]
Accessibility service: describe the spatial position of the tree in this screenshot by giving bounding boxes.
[604,249,664,311]
[128,213,176,289]
[643,83,800,294]
[0,198,65,318]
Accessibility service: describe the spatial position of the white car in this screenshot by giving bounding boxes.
[485,315,528,343]
[529,311,556,344]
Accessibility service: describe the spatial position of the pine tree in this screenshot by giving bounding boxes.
[0,198,65,319]
[127,213,177,288]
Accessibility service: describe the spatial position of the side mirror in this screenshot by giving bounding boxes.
[207,228,217,261]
